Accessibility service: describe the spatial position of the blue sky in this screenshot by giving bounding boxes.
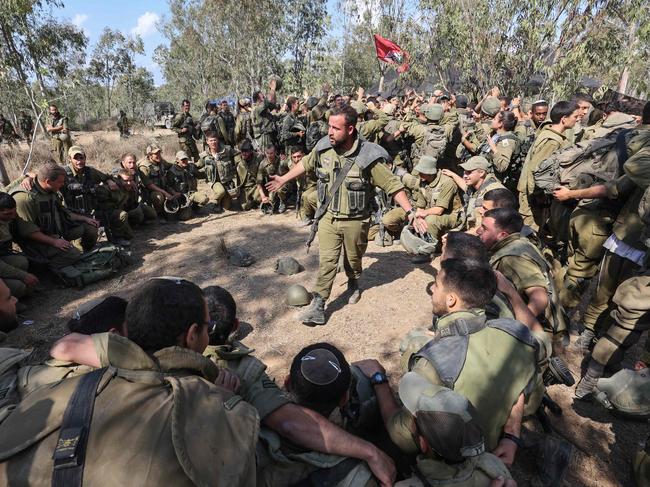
[54,0,169,85]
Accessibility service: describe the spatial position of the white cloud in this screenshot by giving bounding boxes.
[71,13,88,28]
[131,12,160,37]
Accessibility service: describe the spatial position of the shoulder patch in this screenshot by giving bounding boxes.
[500,139,510,147]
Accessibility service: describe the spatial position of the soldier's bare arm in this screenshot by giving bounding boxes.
[266,161,306,192]
[493,392,524,467]
[50,333,101,367]
[523,286,549,317]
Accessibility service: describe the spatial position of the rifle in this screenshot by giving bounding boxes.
[295,184,302,218]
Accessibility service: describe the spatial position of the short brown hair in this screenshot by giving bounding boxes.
[121,152,136,162]
[329,105,358,127]
[37,162,66,182]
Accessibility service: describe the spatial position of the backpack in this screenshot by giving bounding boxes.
[57,243,131,288]
[412,124,447,161]
[533,128,631,195]
[200,114,219,135]
[306,121,326,152]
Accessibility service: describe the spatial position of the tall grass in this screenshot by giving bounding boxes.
[0,131,183,182]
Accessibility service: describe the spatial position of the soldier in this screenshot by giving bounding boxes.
[441,155,505,232]
[197,131,240,212]
[234,98,253,144]
[0,278,260,486]
[236,139,263,210]
[165,150,209,220]
[514,100,548,142]
[252,78,279,150]
[116,109,129,138]
[0,280,18,332]
[392,103,450,168]
[118,152,158,225]
[0,193,39,301]
[18,111,33,144]
[94,168,138,246]
[280,96,305,155]
[10,162,99,271]
[0,113,19,146]
[458,96,501,160]
[517,101,580,231]
[289,148,317,224]
[171,99,199,162]
[257,145,287,215]
[137,145,178,217]
[46,104,73,164]
[485,111,522,192]
[478,208,567,348]
[266,105,427,325]
[217,99,236,146]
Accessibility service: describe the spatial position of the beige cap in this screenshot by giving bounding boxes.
[460,156,491,172]
[146,144,162,155]
[68,145,85,157]
[175,150,189,161]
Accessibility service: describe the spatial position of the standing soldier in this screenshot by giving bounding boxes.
[172,99,200,162]
[117,109,129,138]
[235,98,253,144]
[46,104,73,164]
[252,78,278,151]
[266,105,427,325]
[19,111,33,145]
[217,99,236,146]
[280,96,305,156]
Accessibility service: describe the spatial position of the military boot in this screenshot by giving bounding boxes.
[574,370,600,400]
[543,356,575,387]
[277,200,287,214]
[531,434,573,487]
[570,329,595,354]
[411,254,432,265]
[300,293,325,326]
[347,279,361,304]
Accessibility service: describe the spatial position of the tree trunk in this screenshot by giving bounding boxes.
[378,75,385,93]
[617,66,629,95]
[0,153,10,186]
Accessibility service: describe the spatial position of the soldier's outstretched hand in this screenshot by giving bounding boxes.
[266,174,284,193]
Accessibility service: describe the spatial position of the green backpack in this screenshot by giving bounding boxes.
[57,243,131,288]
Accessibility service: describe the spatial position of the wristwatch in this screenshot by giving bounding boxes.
[406,207,417,219]
[370,372,388,386]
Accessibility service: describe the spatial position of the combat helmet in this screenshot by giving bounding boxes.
[275,257,303,275]
[400,226,438,256]
[286,284,311,306]
[163,193,190,214]
[595,368,650,418]
[413,155,438,175]
[423,103,444,122]
[481,97,501,117]
[341,365,380,433]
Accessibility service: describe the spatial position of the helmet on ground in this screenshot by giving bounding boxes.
[400,226,438,255]
[286,284,311,306]
[275,257,303,275]
[596,368,650,418]
[228,247,255,267]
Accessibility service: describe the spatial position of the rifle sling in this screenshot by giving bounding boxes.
[51,367,107,487]
[306,158,355,247]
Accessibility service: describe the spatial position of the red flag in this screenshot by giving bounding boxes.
[373,34,410,73]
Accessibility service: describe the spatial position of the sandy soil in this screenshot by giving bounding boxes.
[2,129,647,487]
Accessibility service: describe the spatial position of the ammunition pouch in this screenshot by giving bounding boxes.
[316,170,329,204]
[346,180,368,214]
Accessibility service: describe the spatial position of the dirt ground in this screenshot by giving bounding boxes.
[1,130,647,487]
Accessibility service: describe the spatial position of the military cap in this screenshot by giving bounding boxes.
[481,96,501,116]
[350,101,367,116]
[398,371,485,462]
[413,155,438,175]
[460,156,491,172]
[68,145,85,157]
[400,226,438,256]
[275,256,303,275]
[305,96,319,109]
[175,150,189,161]
[146,144,162,155]
[239,139,254,152]
[423,103,444,122]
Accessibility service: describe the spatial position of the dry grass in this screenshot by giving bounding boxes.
[0,129,181,182]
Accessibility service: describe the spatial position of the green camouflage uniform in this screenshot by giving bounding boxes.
[302,137,403,300]
[237,152,263,210]
[197,143,241,209]
[137,157,173,215]
[172,112,200,162]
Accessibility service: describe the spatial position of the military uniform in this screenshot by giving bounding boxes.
[416,172,463,243]
[61,164,111,215]
[393,310,537,451]
[489,132,521,191]
[94,180,135,240]
[235,109,253,144]
[359,108,389,144]
[125,170,157,224]
[0,219,33,298]
[517,125,569,230]
[289,155,318,221]
[303,137,403,300]
[257,156,287,208]
[138,156,173,215]
[401,106,452,167]
[10,179,92,269]
[172,111,200,162]
[253,99,277,150]
[217,109,236,146]
[197,143,241,210]
[48,112,72,164]
[0,334,259,486]
[280,111,305,155]
[165,162,209,220]
[459,157,505,232]
[237,152,263,210]
[488,232,566,339]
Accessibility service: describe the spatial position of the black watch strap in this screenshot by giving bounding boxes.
[502,433,523,448]
[370,372,388,385]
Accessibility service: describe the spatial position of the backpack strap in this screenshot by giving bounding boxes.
[615,128,632,168]
[486,318,538,349]
[51,367,108,487]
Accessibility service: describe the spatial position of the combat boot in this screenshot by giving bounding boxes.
[411,254,432,265]
[543,356,575,387]
[570,329,595,354]
[277,201,287,214]
[347,279,361,304]
[574,369,600,400]
[300,293,325,326]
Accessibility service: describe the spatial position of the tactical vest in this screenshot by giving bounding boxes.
[10,185,66,237]
[203,146,238,189]
[62,166,98,214]
[167,164,196,194]
[464,175,503,226]
[138,160,167,188]
[489,236,566,334]
[314,137,389,219]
